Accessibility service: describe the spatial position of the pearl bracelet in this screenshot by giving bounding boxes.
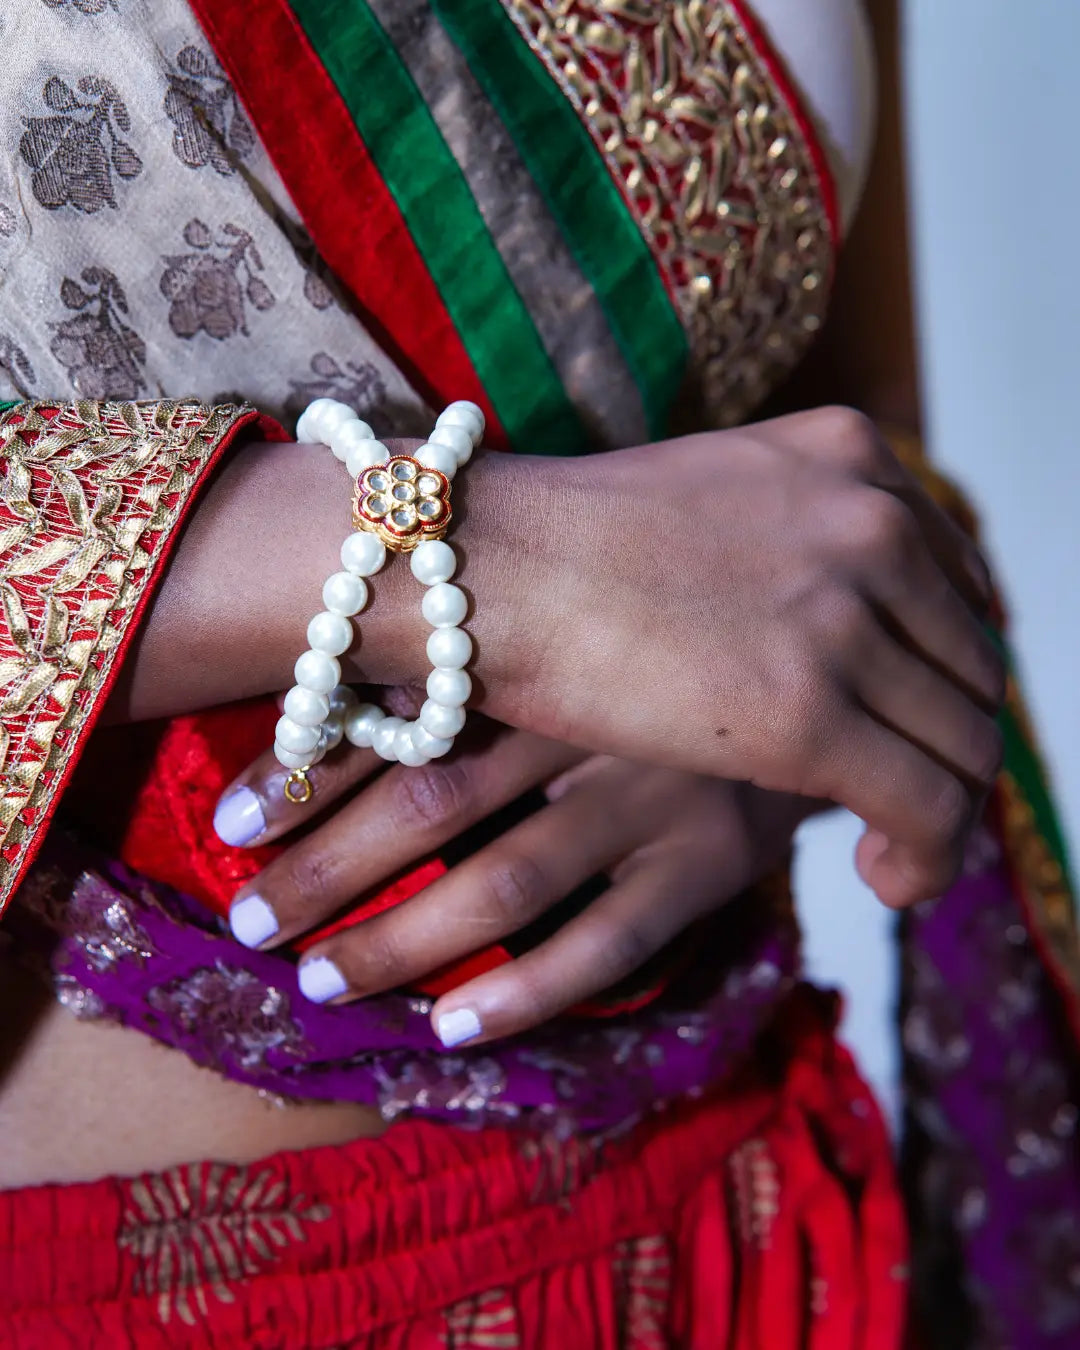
[275,397,484,802]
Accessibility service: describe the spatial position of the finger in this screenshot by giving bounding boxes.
[213,737,380,849]
[290,761,646,1004]
[852,628,1004,789]
[429,844,726,1045]
[228,729,581,952]
[771,408,991,613]
[822,707,980,908]
[836,488,1004,709]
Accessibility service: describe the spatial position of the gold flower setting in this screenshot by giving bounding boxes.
[351,455,452,551]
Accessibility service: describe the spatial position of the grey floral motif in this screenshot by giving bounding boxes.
[0,203,16,238]
[161,219,275,341]
[164,45,254,176]
[42,0,120,12]
[286,352,387,421]
[20,75,142,213]
[50,267,146,397]
[0,338,36,396]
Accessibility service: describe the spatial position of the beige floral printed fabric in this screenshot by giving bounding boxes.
[0,0,429,432]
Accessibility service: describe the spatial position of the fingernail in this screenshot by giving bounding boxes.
[436,1007,482,1048]
[229,894,279,949]
[298,956,348,1004]
[213,786,266,847]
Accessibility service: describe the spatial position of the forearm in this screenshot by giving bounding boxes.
[110,438,549,724]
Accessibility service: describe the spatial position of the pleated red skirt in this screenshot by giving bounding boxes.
[0,993,906,1349]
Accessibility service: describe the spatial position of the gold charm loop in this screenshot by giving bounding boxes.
[284,769,313,805]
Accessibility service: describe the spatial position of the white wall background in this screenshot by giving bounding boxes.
[796,0,1080,1131]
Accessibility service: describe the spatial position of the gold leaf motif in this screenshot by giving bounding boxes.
[653,22,679,102]
[0,661,57,715]
[91,481,124,533]
[0,658,25,689]
[3,535,80,578]
[0,727,9,777]
[52,537,109,592]
[682,155,708,224]
[599,0,654,22]
[1,583,33,657]
[41,596,70,656]
[55,469,91,533]
[3,458,35,522]
[668,94,719,128]
[583,20,621,52]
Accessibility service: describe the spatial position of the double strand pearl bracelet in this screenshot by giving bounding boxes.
[274,397,484,803]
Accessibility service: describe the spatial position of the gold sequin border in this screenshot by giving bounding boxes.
[0,399,255,919]
[501,0,835,427]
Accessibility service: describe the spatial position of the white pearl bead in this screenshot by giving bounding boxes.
[410,539,456,585]
[422,582,467,628]
[440,400,485,440]
[307,611,353,657]
[419,698,466,739]
[328,418,374,464]
[322,715,345,750]
[284,685,330,727]
[427,667,472,707]
[426,626,472,669]
[371,715,405,761]
[275,714,321,755]
[428,424,472,465]
[395,724,430,768]
[344,701,385,748]
[322,572,368,617]
[275,741,312,771]
[329,683,358,714]
[436,404,484,446]
[416,442,457,480]
[295,398,341,443]
[294,648,340,695]
[413,724,454,759]
[341,531,386,577]
[345,438,390,478]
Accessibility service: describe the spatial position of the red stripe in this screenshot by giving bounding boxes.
[187,0,508,447]
[726,0,843,250]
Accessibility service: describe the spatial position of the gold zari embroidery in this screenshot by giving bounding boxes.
[0,399,254,917]
[503,0,834,425]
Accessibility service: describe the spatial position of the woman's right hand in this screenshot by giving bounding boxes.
[465,406,1004,909]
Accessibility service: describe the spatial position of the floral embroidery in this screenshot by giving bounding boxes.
[443,1288,520,1349]
[286,352,387,423]
[50,267,146,398]
[42,0,119,12]
[161,219,275,341]
[0,338,35,396]
[0,204,16,238]
[118,1159,331,1327]
[613,1234,673,1349]
[20,75,142,213]
[146,962,307,1071]
[164,46,254,176]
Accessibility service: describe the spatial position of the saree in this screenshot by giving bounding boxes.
[0,2,1077,1346]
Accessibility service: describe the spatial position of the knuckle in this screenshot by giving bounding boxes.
[929,773,974,845]
[815,405,882,474]
[478,853,548,926]
[283,846,345,905]
[969,718,1005,786]
[859,489,919,563]
[597,915,655,984]
[391,759,472,834]
[351,923,410,986]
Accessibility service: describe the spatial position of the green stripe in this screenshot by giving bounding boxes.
[997,649,1074,887]
[290,0,586,453]
[0,401,19,414]
[430,0,688,439]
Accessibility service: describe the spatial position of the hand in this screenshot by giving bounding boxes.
[146,405,1003,910]
[463,407,1005,908]
[218,712,808,1045]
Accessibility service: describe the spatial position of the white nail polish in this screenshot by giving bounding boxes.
[298,956,348,1004]
[436,1007,482,1048]
[228,895,279,949]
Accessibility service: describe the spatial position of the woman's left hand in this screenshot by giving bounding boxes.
[217,715,809,1047]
